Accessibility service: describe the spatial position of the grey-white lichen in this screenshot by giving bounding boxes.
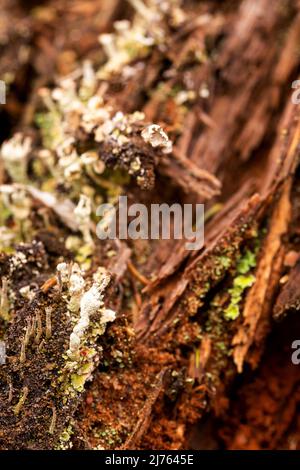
[141,124,173,153]
[67,268,115,358]
[74,195,93,246]
[0,133,32,183]
[55,263,116,396]
[0,185,31,221]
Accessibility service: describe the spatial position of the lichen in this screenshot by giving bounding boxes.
[141,124,173,154]
[0,133,31,183]
[55,263,116,400]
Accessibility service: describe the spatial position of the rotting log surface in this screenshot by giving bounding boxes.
[0,0,300,450]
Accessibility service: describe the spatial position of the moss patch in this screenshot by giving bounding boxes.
[223,248,257,321]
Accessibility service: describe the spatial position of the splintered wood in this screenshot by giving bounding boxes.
[0,0,300,451]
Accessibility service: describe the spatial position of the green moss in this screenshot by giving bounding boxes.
[224,274,255,320]
[93,425,123,447]
[233,274,256,290]
[215,254,234,276]
[218,256,231,269]
[223,246,258,321]
[237,249,256,274]
[216,341,227,352]
[223,304,240,321]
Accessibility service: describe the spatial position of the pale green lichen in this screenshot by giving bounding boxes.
[35,107,63,151]
[218,255,231,269]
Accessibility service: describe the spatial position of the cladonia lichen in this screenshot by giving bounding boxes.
[0,133,32,183]
[56,263,116,397]
[141,124,173,154]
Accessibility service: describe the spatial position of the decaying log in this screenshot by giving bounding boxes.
[1,0,300,451]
